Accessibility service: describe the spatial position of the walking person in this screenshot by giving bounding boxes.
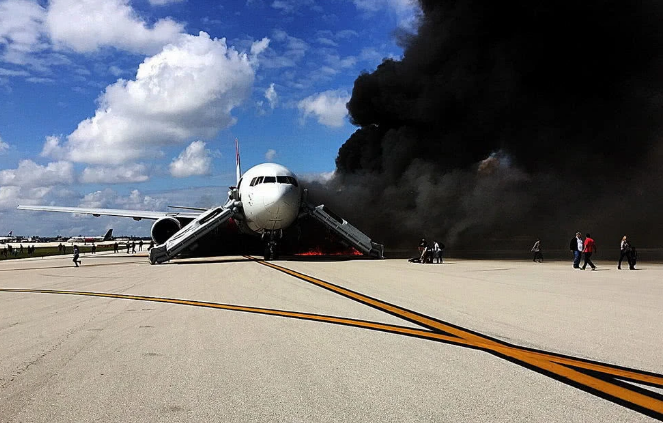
[72,245,81,267]
[432,241,442,264]
[418,238,429,263]
[581,233,597,270]
[531,239,543,263]
[570,232,583,268]
[131,241,136,254]
[618,236,635,270]
[139,240,143,251]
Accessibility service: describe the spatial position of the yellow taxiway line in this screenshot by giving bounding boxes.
[1,258,662,419]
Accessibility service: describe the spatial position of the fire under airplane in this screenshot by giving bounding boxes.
[18,141,384,264]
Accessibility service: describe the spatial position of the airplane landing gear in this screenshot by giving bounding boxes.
[262,230,282,261]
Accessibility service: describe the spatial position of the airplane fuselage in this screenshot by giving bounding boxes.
[237,163,302,234]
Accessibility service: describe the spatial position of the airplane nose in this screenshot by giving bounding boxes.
[263,184,299,216]
[263,184,287,208]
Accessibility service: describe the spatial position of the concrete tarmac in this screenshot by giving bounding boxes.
[0,253,661,422]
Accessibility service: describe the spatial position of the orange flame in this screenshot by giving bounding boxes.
[296,247,362,256]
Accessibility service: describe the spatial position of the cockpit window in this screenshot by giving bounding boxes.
[272,175,299,186]
[263,176,276,183]
[250,177,257,186]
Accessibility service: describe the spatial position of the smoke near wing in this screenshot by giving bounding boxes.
[313,0,663,251]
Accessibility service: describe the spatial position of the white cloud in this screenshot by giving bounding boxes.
[80,163,149,184]
[0,68,30,77]
[0,0,48,64]
[148,0,185,5]
[353,0,419,27]
[260,29,307,69]
[0,160,74,188]
[298,90,350,128]
[0,135,9,153]
[354,0,414,13]
[265,149,276,161]
[46,0,185,55]
[42,32,267,165]
[79,188,165,210]
[169,141,212,178]
[0,185,53,210]
[0,160,73,210]
[271,0,315,14]
[265,83,277,109]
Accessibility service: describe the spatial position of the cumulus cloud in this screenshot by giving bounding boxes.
[0,0,47,64]
[80,163,149,184]
[297,90,350,127]
[0,186,53,209]
[42,32,268,165]
[265,83,277,109]
[78,188,165,210]
[0,160,74,210]
[169,141,212,177]
[0,160,74,188]
[46,0,184,55]
[265,149,276,161]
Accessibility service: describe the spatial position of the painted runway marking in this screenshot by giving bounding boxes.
[251,259,663,420]
[1,259,662,420]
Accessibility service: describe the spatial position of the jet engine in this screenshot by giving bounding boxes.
[150,217,182,244]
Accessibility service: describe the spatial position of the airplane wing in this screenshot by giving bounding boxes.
[17,205,202,221]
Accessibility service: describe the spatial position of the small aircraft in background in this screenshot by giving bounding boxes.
[19,140,383,263]
[67,229,113,244]
[0,231,16,244]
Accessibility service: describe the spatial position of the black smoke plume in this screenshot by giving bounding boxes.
[308,0,663,254]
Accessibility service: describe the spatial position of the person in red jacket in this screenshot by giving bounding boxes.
[581,233,597,270]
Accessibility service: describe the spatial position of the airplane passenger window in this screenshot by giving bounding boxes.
[264,176,276,183]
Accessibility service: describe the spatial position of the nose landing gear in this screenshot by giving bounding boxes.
[262,230,282,260]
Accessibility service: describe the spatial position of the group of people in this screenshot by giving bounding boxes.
[568,233,598,270]
[111,240,152,254]
[414,238,444,264]
[2,244,36,257]
[566,233,635,270]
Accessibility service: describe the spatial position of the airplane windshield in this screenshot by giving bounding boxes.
[250,175,298,186]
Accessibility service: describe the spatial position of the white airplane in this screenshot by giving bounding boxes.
[18,140,384,264]
[67,229,113,244]
[0,231,16,244]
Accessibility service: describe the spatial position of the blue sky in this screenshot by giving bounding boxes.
[0,0,419,236]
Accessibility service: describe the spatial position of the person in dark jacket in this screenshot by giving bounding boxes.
[618,235,635,270]
[72,245,81,267]
[570,232,583,269]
